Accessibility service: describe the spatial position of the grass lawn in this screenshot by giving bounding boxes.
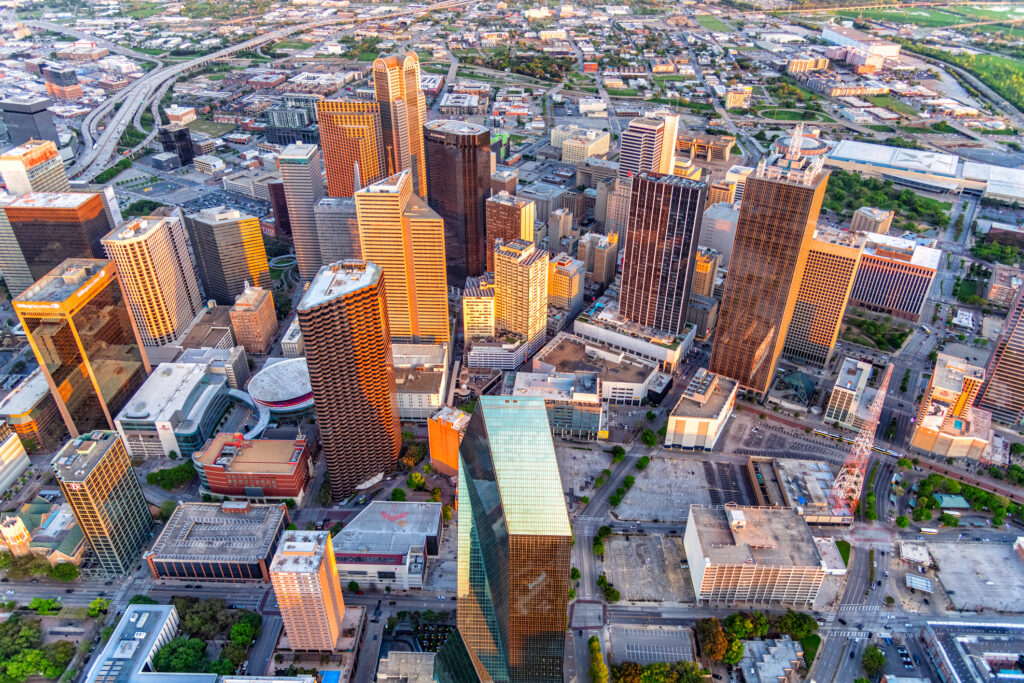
[835,540,851,566]
[834,7,961,27]
[422,65,449,75]
[358,50,382,61]
[983,127,1019,135]
[271,40,311,51]
[187,119,237,137]
[867,124,895,132]
[206,73,226,81]
[801,635,821,667]
[125,3,163,18]
[695,14,733,32]
[931,121,958,134]
[606,88,639,97]
[760,108,824,121]
[866,95,918,117]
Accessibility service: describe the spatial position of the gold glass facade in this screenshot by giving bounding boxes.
[317,100,386,198]
[373,53,427,198]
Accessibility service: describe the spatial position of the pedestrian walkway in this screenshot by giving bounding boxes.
[839,604,880,612]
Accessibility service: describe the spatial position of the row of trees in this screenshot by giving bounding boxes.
[0,614,74,682]
[0,552,78,581]
[696,610,817,666]
[610,660,708,682]
[150,597,262,675]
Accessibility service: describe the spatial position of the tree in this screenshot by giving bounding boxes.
[430,487,442,502]
[229,612,260,646]
[611,660,643,683]
[571,567,581,581]
[774,610,818,640]
[896,516,910,528]
[695,618,728,661]
[722,639,744,666]
[611,445,626,463]
[152,637,209,673]
[640,429,657,447]
[897,457,913,469]
[348,581,360,593]
[636,456,651,471]
[752,611,769,637]
[724,612,754,639]
[442,504,453,521]
[407,472,425,490]
[588,636,609,683]
[862,645,886,677]
[87,598,111,618]
[159,500,178,522]
[49,563,79,582]
[210,658,235,675]
[391,488,407,502]
[129,595,159,605]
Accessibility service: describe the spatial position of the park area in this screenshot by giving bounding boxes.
[188,119,238,138]
[832,7,963,27]
[758,108,831,122]
[695,14,733,32]
[840,310,912,353]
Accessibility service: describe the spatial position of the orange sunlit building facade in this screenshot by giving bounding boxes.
[427,404,471,476]
[316,99,386,198]
[270,530,346,652]
[373,53,428,197]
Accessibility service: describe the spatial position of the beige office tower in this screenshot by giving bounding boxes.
[229,282,278,355]
[706,181,736,207]
[618,112,677,180]
[184,207,271,306]
[693,247,721,299]
[278,143,326,281]
[462,273,495,340]
[578,232,618,286]
[485,191,535,271]
[548,252,584,316]
[270,530,346,652]
[549,208,573,242]
[101,207,202,347]
[355,171,449,343]
[653,110,679,175]
[0,139,70,194]
[494,238,549,355]
[373,53,427,197]
[850,206,894,235]
[314,197,361,263]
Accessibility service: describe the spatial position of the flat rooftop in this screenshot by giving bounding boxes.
[830,139,958,178]
[392,343,447,368]
[334,502,441,556]
[511,371,600,402]
[247,357,311,406]
[0,368,50,417]
[116,362,221,425]
[395,367,443,395]
[774,458,835,509]
[194,432,305,475]
[186,206,254,226]
[299,260,381,309]
[14,259,108,304]
[270,530,329,574]
[670,369,736,419]
[688,506,824,568]
[430,405,471,431]
[835,357,870,393]
[488,190,532,208]
[148,501,287,563]
[358,169,409,194]
[232,284,271,309]
[180,305,233,349]
[278,143,318,161]
[535,333,655,385]
[862,232,942,270]
[932,353,984,394]
[52,431,121,483]
[424,119,489,135]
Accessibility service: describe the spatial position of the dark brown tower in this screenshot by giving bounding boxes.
[619,173,706,335]
[297,260,400,498]
[484,191,535,273]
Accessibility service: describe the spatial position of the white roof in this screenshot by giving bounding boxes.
[830,139,958,177]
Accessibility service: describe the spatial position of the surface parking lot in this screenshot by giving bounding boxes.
[603,534,694,603]
[609,626,695,667]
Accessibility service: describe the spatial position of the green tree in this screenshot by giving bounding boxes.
[159,499,178,522]
[348,581,360,592]
[722,639,744,665]
[49,563,79,582]
[210,658,235,675]
[896,515,910,528]
[442,504,453,521]
[774,610,818,640]
[430,487,442,502]
[862,645,886,677]
[724,612,754,639]
[407,472,425,490]
[640,429,657,447]
[87,598,111,618]
[752,611,769,637]
[611,660,643,682]
[229,612,260,646]
[391,488,407,502]
[897,457,912,469]
[129,595,159,605]
[588,636,609,683]
[571,567,581,581]
[611,445,626,463]
[695,618,728,660]
[152,637,209,673]
[636,456,651,471]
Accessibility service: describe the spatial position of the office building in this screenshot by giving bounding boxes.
[278,143,326,281]
[979,289,1024,428]
[618,112,677,179]
[824,358,874,430]
[42,65,82,101]
[3,192,111,281]
[0,192,35,298]
[693,248,720,299]
[229,283,278,355]
[147,501,288,582]
[355,171,449,343]
[192,155,225,176]
[314,196,361,264]
[485,191,535,272]
[393,343,449,422]
[298,261,400,497]
[620,173,706,335]
[551,125,610,165]
[548,252,584,316]
[271,530,346,652]
[572,298,695,374]
[15,259,150,436]
[316,99,386,198]
[705,181,736,207]
[533,332,660,404]
[684,505,826,605]
[782,229,864,368]
[490,169,517,195]
[193,431,313,502]
[373,52,428,197]
[281,317,304,357]
[518,182,565,223]
[101,209,202,347]
[664,369,738,450]
[495,238,549,356]
[0,423,28,493]
[157,124,193,166]
[578,232,618,287]
[424,120,491,282]
[0,95,58,146]
[184,206,271,305]
[333,501,442,591]
[686,294,718,341]
[699,202,739,267]
[508,371,605,440]
[164,105,196,125]
[462,273,495,340]
[849,232,940,322]
[52,431,151,576]
[985,264,1023,307]
[709,149,829,395]
[912,353,991,460]
[427,405,471,476]
[850,206,894,234]
[0,369,65,451]
[445,395,570,682]
[0,139,69,194]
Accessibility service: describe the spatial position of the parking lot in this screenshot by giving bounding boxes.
[181,189,272,217]
[608,626,695,667]
[930,541,1024,611]
[616,456,711,522]
[603,534,694,603]
[555,444,615,503]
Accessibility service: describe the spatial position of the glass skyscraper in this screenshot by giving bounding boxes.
[441,395,571,683]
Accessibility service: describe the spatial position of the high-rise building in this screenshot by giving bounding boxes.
[297,260,400,498]
[101,207,202,347]
[268,180,291,238]
[782,229,864,368]
[41,65,82,101]
[14,259,151,436]
[427,404,471,477]
[705,180,736,207]
[316,99,386,198]
[424,120,491,283]
[0,192,33,297]
[0,139,69,194]
[848,232,939,322]
[442,395,570,682]
[578,231,618,287]
[710,150,829,395]
[850,206,894,234]
[0,95,59,146]
[462,273,495,340]
[619,173,706,335]
[693,247,721,299]
[699,202,739,268]
[355,171,449,344]
[494,238,549,356]
[3,192,111,281]
[229,282,278,355]
[618,112,677,179]
[825,357,874,430]
[51,430,151,576]
[373,53,428,197]
[912,353,991,460]
[548,252,584,316]
[979,289,1024,429]
[278,143,326,281]
[157,124,194,165]
[184,206,270,305]
[485,191,535,272]
[270,530,346,652]
[314,197,361,264]
[490,169,518,196]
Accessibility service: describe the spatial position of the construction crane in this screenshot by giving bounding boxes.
[828,364,893,518]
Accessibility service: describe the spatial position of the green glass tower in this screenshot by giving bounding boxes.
[440,395,571,683]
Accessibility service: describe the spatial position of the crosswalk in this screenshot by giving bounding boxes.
[824,629,871,638]
[839,604,880,612]
[576,515,604,522]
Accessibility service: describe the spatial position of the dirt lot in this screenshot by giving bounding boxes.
[603,534,695,603]
[555,443,615,503]
[615,457,711,523]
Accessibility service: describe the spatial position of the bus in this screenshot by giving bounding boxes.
[921,527,939,535]
[942,510,961,518]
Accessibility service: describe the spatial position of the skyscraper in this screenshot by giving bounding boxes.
[485,192,535,272]
[0,95,59,146]
[316,99,386,197]
[314,197,361,263]
[184,206,270,305]
[619,173,706,335]
[229,282,278,355]
[692,247,721,299]
[424,120,491,282]
[14,259,151,436]
[157,124,194,165]
[979,289,1024,428]
[618,112,677,179]
[548,252,584,317]
[297,260,400,498]
[270,530,346,652]
[278,143,326,281]
[494,238,548,356]
[355,171,449,344]
[710,150,829,395]
[41,65,82,101]
[51,430,151,577]
[912,353,989,459]
[782,229,864,368]
[443,395,570,682]
[373,52,428,197]
[0,139,70,194]
[0,192,33,297]
[101,207,202,347]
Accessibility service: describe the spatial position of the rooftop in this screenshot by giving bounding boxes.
[187,206,253,225]
[487,190,533,208]
[299,260,381,310]
[424,119,489,135]
[84,605,206,683]
[180,305,233,349]
[270,529,330,574]
[830,139,958,178]
[8,191,95,210]
[247,357,312,408]
[670,369,737,419]
[334,502,441,556]
[510,371,600,402]
[52,431,121,483]
[430,405,472,432]
[147,501,287,563]
[0,368,50,417]
[115,361,224,426]
[862,231,941,270]
[358,170,409,194]
[688,505,824,568]
[278,143,318,162]
[194,432,306,476]
[103,214,172,244]
[232,283,271,309]
[15,258,109,305]
[834,357,871,393]
[932,353,984,394]
[535,333,656,385]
